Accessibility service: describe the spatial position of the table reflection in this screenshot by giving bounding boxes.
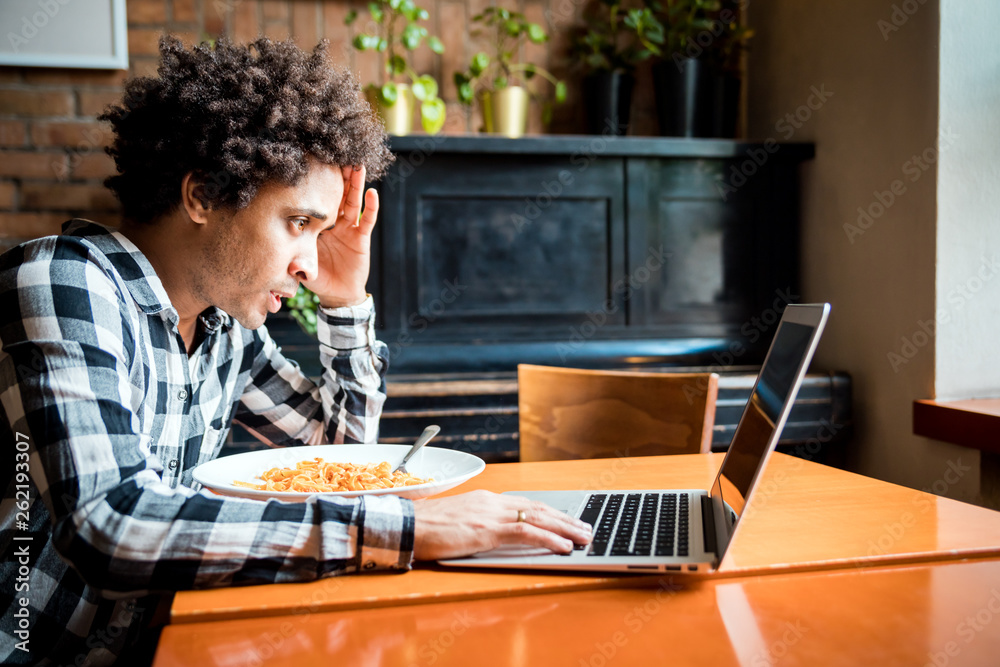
[156,559,1000,666]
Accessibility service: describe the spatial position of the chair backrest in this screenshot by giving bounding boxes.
[517,364,719,462]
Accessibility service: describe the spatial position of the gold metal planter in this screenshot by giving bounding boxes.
[366,84,416,136]
[480,86,530,138]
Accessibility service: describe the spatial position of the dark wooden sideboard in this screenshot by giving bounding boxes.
[369,135,814,374]
[225,135,851,462]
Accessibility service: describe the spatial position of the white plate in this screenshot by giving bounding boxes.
[192,444,486,502]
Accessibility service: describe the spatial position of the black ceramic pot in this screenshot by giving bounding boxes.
[583,70,634,136]
[711,72,741,139]
[652,57,739,138]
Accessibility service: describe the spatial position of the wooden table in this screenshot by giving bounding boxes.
[155,453,1000,665]
[154,557,1000,666]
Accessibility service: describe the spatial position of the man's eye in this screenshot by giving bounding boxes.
[292,218,308,231]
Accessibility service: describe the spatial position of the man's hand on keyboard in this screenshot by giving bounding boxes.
[412,489,593,560]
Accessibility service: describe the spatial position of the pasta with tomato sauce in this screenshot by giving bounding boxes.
[233,458,431,493]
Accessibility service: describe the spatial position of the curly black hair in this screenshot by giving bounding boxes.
[99,36,394,223]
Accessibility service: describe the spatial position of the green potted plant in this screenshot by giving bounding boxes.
[285,285,322,336]
[571,0,664,135]
[346,0,447,135]
[651,0,752,137]
[453,6,567,138]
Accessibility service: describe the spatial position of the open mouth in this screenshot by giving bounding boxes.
[268,291,283,313]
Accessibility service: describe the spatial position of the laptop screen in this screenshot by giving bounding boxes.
[711,320,816,518]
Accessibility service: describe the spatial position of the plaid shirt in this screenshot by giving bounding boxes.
[0,220,413,666]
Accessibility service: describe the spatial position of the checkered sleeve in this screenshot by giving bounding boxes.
[0,239,413,597]
[233,295,389,446]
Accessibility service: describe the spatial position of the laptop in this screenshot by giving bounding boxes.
[440,303,830,574]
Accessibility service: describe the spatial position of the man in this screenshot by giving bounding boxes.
[0,37,590,665]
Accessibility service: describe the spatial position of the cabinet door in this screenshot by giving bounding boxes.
[626,157,799,350]
[377,154,626,341]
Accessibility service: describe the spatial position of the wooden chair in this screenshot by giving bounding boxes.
[517,364,719,462]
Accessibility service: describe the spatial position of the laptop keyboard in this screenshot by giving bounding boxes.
[578,493,690,558]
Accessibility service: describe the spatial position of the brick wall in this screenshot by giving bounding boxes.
[0,0,664,249]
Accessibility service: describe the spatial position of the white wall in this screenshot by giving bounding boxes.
[747,0,981,502]
[936,0,1000,400]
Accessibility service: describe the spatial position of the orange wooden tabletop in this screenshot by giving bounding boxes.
[154,557,1000,667]
[170,453,1000,624]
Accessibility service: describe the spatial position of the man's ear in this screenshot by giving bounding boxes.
[180,172,211,225]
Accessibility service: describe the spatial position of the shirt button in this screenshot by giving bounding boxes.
[168,459,179,470]
[177,389,188,400]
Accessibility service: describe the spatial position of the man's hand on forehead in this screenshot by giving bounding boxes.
[305,163,378,309]
[340,165,366,225]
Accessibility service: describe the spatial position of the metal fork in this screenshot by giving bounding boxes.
[393,424,441,474]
